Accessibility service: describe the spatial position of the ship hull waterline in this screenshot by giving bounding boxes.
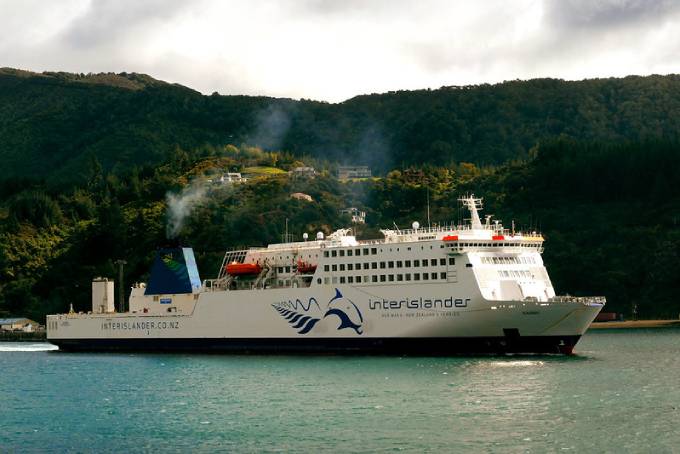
[50,335,582,355]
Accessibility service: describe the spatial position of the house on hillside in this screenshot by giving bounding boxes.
[0,318,40,333]
[340,207,366,224]
[208,172,247,184]
[290,166,317,179]
[337,166,371,180]
[290,192,313,202]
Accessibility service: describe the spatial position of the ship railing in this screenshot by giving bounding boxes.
[549,296,607,305]
[203,278,231,292]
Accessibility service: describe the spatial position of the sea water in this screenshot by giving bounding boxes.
[1,329,679,453]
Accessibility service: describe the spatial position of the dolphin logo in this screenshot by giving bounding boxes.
[323,288,364,335]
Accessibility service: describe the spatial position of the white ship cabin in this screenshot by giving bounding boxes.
[205,195,555,302]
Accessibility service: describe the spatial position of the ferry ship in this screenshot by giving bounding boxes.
[47,195,605,355]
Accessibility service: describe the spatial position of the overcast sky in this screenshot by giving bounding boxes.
[1,0,679,102]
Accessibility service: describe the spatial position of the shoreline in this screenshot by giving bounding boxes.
[590,320,680,329]
[0,332,47,342]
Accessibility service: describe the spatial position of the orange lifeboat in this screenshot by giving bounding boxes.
[296,260,317,274]
[226,262,262,276]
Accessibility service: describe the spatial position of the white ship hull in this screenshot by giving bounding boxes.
[47,284,603,355]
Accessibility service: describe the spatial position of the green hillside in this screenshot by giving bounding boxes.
[0,69,679,322]
[3,68,680,182]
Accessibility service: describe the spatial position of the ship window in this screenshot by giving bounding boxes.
[414,260,420,267]
[363,248,369,255]
[422,273,429,280]
[348,264,353,270]
[430,259,437,266]
[285,266,291,273]
[388,261,394,268]
[388,275,395,282]
[440,272,446,280]
[355,249,361,256]
[440,245,444,248]
[278,267,283,273]
[332,277,338,284]
[348,276,353,283]
[405,260,411,267]
[380,262,386,269]
[414,273,420,281]
[317,278,322,284]
[332,264,337,271]
[340,250,345,257]
[324,265,330,272]
[372,262,377,269]
[356,262,361,269]
[363,263,369,270]
[405,273,411,281]
[324,277,330,284]
[356,276,362,283]
[372,276,378,282]
[466,263,473,268]
[324,251,329,257]
[431,273,437,280]
[397,274,403,281]
[340,277,346,283]
[449,258,455,265]
[440,258,446,266]
[407,247,411,251]
[285,280,291,286]
[397,261,403,268]
[332,251,337,257]
[340,264,345,271]
[347,250,353,256]
[371,248,377,254]
[380,275,386,282]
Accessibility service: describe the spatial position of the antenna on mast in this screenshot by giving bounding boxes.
[458,194,484,230]
[426,187,431,229]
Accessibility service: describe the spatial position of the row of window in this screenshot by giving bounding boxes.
[481,256,537,265]
[317,272,449,285]
[324,248,376,258]
[323,243,443,259]
[498,270,533,279]
[447,242,541,249]
[323,258,455,273]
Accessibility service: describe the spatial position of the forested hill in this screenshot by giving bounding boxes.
[3,68,680,182]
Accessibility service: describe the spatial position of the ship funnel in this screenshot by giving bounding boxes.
[144,248,201,295]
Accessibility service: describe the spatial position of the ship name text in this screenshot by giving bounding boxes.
[369,297,470,310]
[100,321,180,331]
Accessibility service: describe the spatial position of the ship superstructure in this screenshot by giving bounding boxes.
[47,195,605,354]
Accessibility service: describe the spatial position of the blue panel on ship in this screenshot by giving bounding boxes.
[144,248,202,295]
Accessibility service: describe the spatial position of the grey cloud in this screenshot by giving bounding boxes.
[295,0,410,16]
[60,0,195,49]
[545,0,680,30]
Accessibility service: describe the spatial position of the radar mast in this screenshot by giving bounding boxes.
[458,194,484,230]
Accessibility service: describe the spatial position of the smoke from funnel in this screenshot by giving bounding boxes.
[165,182,208,239]
[247,103,293,150]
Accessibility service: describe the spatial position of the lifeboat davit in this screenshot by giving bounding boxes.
[226,262,262,276]
[296,260,317,274]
